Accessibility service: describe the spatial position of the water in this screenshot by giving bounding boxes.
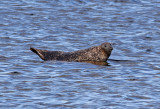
[0,0,160,108]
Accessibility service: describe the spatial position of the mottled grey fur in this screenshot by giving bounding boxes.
[30,42,113,62]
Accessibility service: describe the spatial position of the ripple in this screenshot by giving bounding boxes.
[0,0,160,108]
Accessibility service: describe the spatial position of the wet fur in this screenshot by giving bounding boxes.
[30,43,112,62]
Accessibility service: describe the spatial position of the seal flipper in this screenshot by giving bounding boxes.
[30,48,46,60]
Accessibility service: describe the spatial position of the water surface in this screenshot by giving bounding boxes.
[0,0,160,108]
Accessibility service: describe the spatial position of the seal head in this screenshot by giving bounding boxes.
[101,42,113,58]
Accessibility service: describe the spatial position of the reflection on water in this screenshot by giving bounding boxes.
[79,60,109,66]
[0,0,160,108]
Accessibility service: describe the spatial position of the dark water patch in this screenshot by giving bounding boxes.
[126,78,141,81]
[34,75,52,79]
[109,59,137,65]
[128,95,151,100]
[113,0,142,3]
[8,71,21,75]
[15,86,33,92]
[0,56,7,61]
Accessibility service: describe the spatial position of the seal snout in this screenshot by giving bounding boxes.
[107,43,113,51]
[110,44,113,50]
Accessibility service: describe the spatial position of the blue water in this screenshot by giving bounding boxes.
[0,0,160,108]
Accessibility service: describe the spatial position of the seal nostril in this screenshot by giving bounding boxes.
[110,47,113,50]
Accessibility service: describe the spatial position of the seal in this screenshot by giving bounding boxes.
[30,42,113,62]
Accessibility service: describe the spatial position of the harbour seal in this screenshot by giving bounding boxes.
[30,42,113,62]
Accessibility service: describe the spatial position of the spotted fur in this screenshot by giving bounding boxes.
[30,42,113,62]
